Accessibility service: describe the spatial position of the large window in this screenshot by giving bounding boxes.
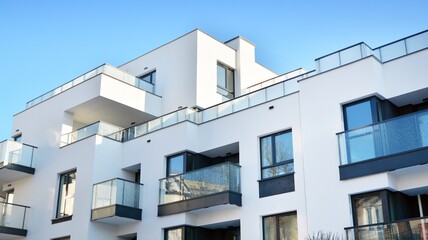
[260,130,294,179]
[217,63,234,99]
[166,152,195,177]
[352,192,385,226]
[343,97,381,130]
[56,170,76,218]
[263,212,298,240]
[165,227,183,240]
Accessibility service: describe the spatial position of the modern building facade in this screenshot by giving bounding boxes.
[1,29,428,240]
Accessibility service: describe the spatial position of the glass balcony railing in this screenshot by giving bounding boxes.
[159,162,241,205]
[345,216,428,240]
[315,43,373,73]
[92,178,142,210]
[61,121,123,146]
[0,140,37,169]
[315,30,428,73]
[246,68,311,93]
[107,74,307,143]
[26,64,155,109]
[106,108,200,142]
[338,110,428,165]
[373,30,428,62]
[0,202,29,230]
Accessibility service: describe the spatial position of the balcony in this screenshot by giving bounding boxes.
[345,217,428,240]
[0,140,36,183]
[338,110,428,180]
[0,202,29,238]
[26,64,155,109]
[91,178,142,225]
[158,162,241,216]
[61,121,123,147]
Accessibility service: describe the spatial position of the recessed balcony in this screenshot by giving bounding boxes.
[158,162,241,216]
[0,202,29,239]
[91,178,142,225]
[337,110,428,180]
[345,216,428,240]
[0,140,36,183]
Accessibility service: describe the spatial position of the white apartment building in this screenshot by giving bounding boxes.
[1,29,428,240]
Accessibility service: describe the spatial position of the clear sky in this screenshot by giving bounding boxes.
[1,0,427,140]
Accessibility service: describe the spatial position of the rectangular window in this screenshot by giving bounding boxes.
[343,97,381,130]
[56,170,76,218]
[263,212,298,240]
[217,63,234,99]
[165,227,184,240]
[260,130,294,179]
[166,152,195,177]
[352,192,385,226]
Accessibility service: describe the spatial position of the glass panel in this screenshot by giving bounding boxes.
[279,214,298,240]
[344,100,374,130]
[354,193,384,226]
[261,136,273,167]
[159,162,241,204]
[92,180,114,208]
[339,110,428,165]
[379,40,406,62]
[346,216,428,240]
[0,202,28,229]
[318,52,340,72]
[226,68,234,92]
[92,178,141,209]
[232,95,249,112]
[406,31,428,53]
[249,89,266,106]
[166,228,183,240]
[148,118,162,131]
[340,45,362,65]
[283,79,299,96]
[202,106,218,122]
[346,127,377,163]
[162,112,178,128]
[167,154,184,176]
[263,216,277,240]
[266,83,284,101]
[218,102,232,117]
[275,132,293,162]
[262,163,294,179]
[217,65,226,89]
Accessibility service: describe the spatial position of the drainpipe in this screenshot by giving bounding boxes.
[418,195,427,240]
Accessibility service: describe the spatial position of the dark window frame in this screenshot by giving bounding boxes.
[343,96,382,131]
[217,63,235,99]
[351,190,391,226]
[260,130,294,179]
[55,170,77,219]
[262,211,298,240]
[164,226,185,240]
[166,152,195,177]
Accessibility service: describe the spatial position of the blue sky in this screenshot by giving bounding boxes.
[1,0,427,140]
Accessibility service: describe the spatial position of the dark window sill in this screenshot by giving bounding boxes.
[51,215,72,224]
